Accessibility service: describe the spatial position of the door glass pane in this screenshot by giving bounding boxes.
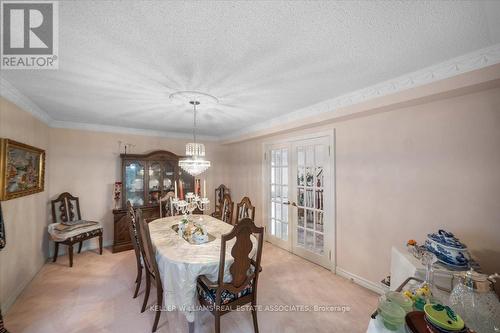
[297,208,304,227]
[315,211,324,232]
[306,230,314,250]
[315,189,323,210]
[275,150,281,166]
[282,223,288,240]
[164,163,174,192]
[282,203,288,222]
[275,203,281,220]
[297,228,305,245]
[316,167,323,188]
[275,221,282,239]
[282,167,288,185]
[306,189,313,208]
[297,188,304,206]
[271,167,276,184]
[282,186,288,202]
[306,167,313,186]
[306,209,314,229]
[297,167,305,186]
[271,185,276,198]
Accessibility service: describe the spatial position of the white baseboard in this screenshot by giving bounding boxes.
[335,267,388,295]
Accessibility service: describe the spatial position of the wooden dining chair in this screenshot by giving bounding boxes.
[159,192,176,218]
[126,202,143,299]
[197,217,264,333]
[235,197,256,224]
[49,192,103,267]
[211,184,230,219]
[221,194,234,225]
[135,209,164,332]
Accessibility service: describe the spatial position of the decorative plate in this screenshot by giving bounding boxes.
[424,304,464,332]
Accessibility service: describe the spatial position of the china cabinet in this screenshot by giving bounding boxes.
[112,150,194,252]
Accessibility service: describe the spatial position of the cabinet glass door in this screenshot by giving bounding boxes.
[148,162,162,204]
[125,161,145,207]
[163,162,175,193]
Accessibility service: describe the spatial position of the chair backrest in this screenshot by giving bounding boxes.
[221,194,234,225]
[214,184,230,214]
[51,192,82,224]
[126,201,142,260]
[159,191,176,217]
[135,209,162,286]
[218,217,264,294]
[235,197,255,224]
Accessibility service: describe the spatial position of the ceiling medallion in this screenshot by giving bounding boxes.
[170,91,217,176]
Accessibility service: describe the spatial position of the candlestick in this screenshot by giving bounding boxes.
[174,180,178,198]
[179,180,184,200]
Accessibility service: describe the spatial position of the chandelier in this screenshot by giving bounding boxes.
[178,100,211,176]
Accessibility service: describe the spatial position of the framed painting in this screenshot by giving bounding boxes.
[0,139,45,201]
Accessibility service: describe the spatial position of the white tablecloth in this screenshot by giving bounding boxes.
[149,215,257,322]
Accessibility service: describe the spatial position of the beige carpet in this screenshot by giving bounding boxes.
[5,243,378,333]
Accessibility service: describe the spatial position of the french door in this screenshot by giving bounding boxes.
[266,135,334,269]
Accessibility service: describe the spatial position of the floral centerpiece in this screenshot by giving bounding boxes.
[177,215,209,244]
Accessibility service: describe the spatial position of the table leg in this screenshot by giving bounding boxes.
[188,321,195,333]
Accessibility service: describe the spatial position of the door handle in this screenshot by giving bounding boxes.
[283,201,297,207]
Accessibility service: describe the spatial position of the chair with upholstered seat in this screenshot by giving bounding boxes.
[48,192,103,267]
[126,202,144,299]
[235,197,256,224]
[197,217,264,333]
[135,209,164,332]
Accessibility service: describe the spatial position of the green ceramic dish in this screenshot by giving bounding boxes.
[424,303,465,331]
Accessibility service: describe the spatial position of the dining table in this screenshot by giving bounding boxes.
[149,214,258,332]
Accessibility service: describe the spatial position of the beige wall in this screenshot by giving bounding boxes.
[225,86,500,286]
[48,128,229,254]
[0,98,50,313]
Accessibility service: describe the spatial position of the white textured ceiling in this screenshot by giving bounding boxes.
[2,0,500,139]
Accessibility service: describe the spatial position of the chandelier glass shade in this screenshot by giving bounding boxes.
[178,100,211,176]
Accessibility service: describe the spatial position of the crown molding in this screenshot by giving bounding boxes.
[50,120,219,141]
[0,77,53,124]
[222,43,500,143]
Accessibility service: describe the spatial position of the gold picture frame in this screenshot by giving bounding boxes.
[0,139,45,201]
